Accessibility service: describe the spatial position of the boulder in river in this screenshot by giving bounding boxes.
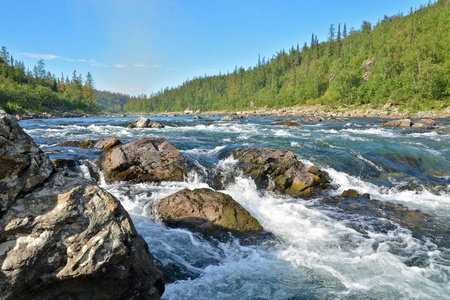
[412,119,436,128]
[128,116,165,128]
[102,137,188,183]
[0,108,165,299]
[154,188,263,236]
[0,108,54,214]
[233,148,332,198]
[219,115,234,121]
[379,119,412,127]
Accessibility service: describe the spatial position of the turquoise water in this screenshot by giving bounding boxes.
[21,115,450,299]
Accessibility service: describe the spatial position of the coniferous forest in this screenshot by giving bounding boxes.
[0,49,101,115]
[126,0,450,113]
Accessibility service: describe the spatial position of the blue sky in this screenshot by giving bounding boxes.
[1,0,430,96]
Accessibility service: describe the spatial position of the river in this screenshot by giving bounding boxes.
[20,115,450,299]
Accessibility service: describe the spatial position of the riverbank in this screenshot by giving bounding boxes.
[167,104,450,119]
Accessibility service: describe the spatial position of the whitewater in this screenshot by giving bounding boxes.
[21,115,450,299]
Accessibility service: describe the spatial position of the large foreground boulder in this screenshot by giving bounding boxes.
[129,116,164,129]
[102,137,188,183]
[154,188,263,236]
[233,148,332,198]
[0,109,165,299]
[0,108,54,215]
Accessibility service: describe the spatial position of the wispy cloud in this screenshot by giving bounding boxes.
[21,52,87,63]
[89,59,108,68]
[113,64,128,68]
[133,63,161,68]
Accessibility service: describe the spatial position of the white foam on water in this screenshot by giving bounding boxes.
[325,167,450,218]
[181,145,226,156]
[342,127,399,138]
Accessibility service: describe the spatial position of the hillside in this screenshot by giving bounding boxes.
[126,0,450,113]
[0,49,100,115]
[95,90,131,113]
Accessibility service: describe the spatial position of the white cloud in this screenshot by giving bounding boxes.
[113,64,128,68]
[21,53,61,60]
[21,52,89,63]
[133,63,161,68]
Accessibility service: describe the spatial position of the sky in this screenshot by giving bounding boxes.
[0,0,431,96]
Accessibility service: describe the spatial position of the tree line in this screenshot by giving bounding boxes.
[126,0,449,113]
[0,47,99,115]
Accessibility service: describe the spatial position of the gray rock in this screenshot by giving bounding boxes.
[233,148,332,198]
[379,119,412,127]
[102,137,188,183]
[0,108,54,214]
[219,115,234,121]
[413,119,436,128]
[0,109,165,299]
[129,116,164,129]
[1,174,164,300]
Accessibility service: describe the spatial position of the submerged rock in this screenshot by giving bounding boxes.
[102,137,188,183]
[0,109,165,299]
[128,116,165,128]
[276,121,299,126]
[323,194,450,248]
[0,108,54,214]
[59,140,81,147]
[154,188,263,236]
[379,119,412,127]
[233,148,332,198]
[60,137,122,151]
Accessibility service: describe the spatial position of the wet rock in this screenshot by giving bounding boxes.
[59,140,81,147]
[323,194,450,248]
[379,119,412,127]
[102,137,188,183]
[94,137,122,151]
[0,108,54,214]
[79,139,97,148]
[233,148,332,198]
[154,188,263,236]
[129,116,165,129]
[0,109,165,299]
[276,121,299,126]
[1,177,165,300]
[53,158,78,172]
[342,189,359,198]
[192,115,202,120]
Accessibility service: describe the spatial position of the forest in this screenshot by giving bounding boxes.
[0,47,100,115]
[126,0,450,113]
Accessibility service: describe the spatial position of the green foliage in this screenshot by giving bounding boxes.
[0,50,101,115]
[96,90,132,113]
[128,0,450,113]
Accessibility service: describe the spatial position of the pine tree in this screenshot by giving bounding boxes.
[343,23,347,38]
